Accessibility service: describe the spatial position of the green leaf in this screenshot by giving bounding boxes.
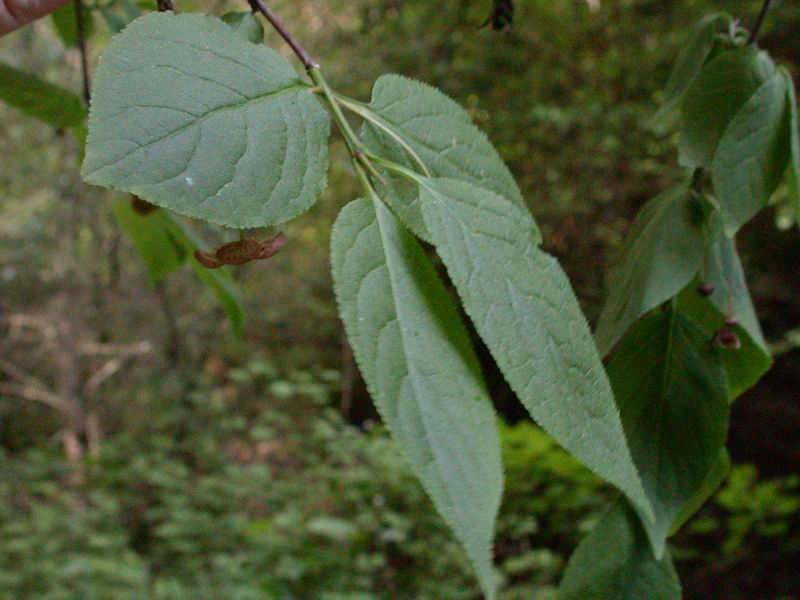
[417,177,652,523]
[220,11,264,44]
[359,75,537,243]
[712,72,791,234]
[607,306,729,557]
[558,502,681,600]
[331,198,503,598]
[678,226,771,399]
[652,13,729,131]
[113,199,246,335]
[678,47,776,168]
[112,200,185,284]
[51,1,94,48]
[669,448,730,535]
[780,69,800,213]
[0,63,86,128]
[595,182,706,357]
[82,13,330,229]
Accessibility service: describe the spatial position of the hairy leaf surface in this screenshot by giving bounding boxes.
[679,47,776,167]
[220,11,264,44]
[83,13,330,229]
[594,183,706,357]
[558,502,681,600]
[607,307,729,557]
[0,63,86,127]
[712,72,790,234]
[360,75,537,243]
[417,177,651,522]
[331,198,503,598]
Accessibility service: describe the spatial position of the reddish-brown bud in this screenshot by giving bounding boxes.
[697,282,715,297]
[713,328,741,350]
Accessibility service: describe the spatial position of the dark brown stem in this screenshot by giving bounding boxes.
[748,0,774,45]
[248,0,318,70]
[74,0,91,105]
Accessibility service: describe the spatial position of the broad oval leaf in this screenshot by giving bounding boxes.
[82,13,330,229]
[0,63,86,128]
[712,72,791,235]
[331,198,503,599]
[678,224,771,399]
[607,306,729,557]
[359,75,537,243]
[678,47,776,168]
[417,177,652,523]
[594,182,706,357]
[558,502,681,600]
[651,13,729,131]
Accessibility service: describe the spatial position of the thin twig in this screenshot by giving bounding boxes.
[75,0,91,105]
[748,0,774,45]
[248,0,318,70]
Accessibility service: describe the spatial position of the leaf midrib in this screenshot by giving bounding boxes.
[85,82,306,177]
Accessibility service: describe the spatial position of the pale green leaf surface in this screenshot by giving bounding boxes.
[607,307,729,557]
[594,183,706,357]
[0,63,86,128]
[331,198,503,598]
[417,177,651,523]
[51,2,94,48]
[113,199,245,335]
[82,13,330,229]
[220,11,264,44]
[558,502,681,600]
[652,13,728,130]
[678,226,771,399]
[361,75,537,243]
[678,47,776,167]
[712,72,790,235]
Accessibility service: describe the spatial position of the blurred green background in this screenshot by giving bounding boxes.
[1,0,799,598]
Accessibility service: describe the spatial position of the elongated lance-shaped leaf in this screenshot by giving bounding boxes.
[331,198,503,598]
[678,47,776,168]
[712,72,791,235]
[82,13,330,229]
[594,182,706,357]
[0,63,86,128]
[670,448,730,535]
[51,1,95,48]
[417,176,653,524]
[678,223,771,400]
[651,13,730,131]
[558,501,681,600]
[607,306,729,557]
[359,75,538,244]
[113,199,246,335]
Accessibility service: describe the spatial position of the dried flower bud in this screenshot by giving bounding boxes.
[697,282,715,297]
[131,196,159,215]
[713,328,741,350]
[194,233,286,269]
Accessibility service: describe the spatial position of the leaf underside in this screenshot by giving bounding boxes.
[361,74,538,243]
[82,13,330,229]
[417,176,652,524]
[331,198,503,599]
